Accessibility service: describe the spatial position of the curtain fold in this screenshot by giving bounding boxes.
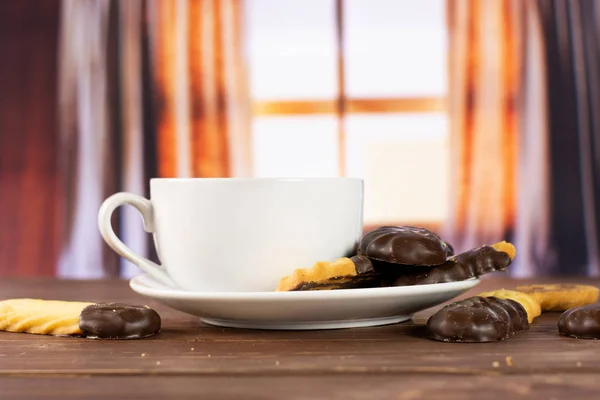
[119,0,150,278]
[446,0,600,276]
[444,0,524,255]
[513,0,550,277]
[150,0,180,177]
[535,0,600,276]
[0,0,62,276]
[57,0,251,278]
[57,0,121,278]
[150,0,251,178]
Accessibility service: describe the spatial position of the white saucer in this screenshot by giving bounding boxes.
[129,274,480,330]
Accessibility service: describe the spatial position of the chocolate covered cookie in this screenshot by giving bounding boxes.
[427,296,529,343]
[80,303,162,339]
[0,299,161,339]
[358,226,453,267]
[392,241,515,287]
[276,255,378,291]
[558,304,600,339]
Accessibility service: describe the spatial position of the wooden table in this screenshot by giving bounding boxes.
[0,277,598,399]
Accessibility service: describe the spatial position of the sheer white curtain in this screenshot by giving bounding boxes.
[57,0,114,278]
[57,0,148,278]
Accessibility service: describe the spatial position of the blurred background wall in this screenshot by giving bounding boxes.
[1,0,599,279]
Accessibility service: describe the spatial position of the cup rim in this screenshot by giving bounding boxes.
[150,177,363,183]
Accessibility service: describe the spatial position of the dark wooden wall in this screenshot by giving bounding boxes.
[0,0,62,276]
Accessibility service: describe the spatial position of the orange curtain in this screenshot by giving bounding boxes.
[444,0,550,277]
[151,0,251,178]
[56,0,251,278]
[444,0,524,251]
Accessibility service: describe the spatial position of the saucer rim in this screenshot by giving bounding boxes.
[129,273,480,301]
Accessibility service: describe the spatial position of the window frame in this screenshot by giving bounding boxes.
[248,0,446,176]
[248,0,447,230]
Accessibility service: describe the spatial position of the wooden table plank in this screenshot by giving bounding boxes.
[0,312,597,376]
[0,277,598,399]
[1,374,600,400]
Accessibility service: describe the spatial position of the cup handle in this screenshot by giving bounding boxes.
[98,192,178,288]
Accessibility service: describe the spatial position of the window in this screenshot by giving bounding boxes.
[244,0,448,228]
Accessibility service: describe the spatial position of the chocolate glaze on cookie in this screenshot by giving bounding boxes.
[291,275,379,291]
[350,255,376,274]
[358,226,453,266]
[558,304,600,339]
[79,303,161,339]
[392,245,512,286]
[427,296,529,343]
[290,255,379,291]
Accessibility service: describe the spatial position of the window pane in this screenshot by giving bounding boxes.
[345,113,449,224]
[252,116,339,177]
[244,0,337,100]
[344,0,447,98]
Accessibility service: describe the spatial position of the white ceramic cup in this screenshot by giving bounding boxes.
[98,178,364,292]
